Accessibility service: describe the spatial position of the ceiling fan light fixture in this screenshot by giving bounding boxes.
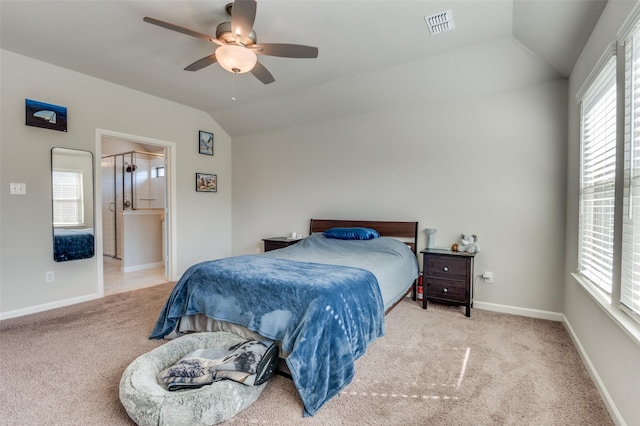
[216,44,257,74]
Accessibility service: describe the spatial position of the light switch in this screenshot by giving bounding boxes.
[9,183,26,195]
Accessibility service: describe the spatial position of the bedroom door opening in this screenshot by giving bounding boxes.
[97,130,176,296]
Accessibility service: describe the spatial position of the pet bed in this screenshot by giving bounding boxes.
[120,332,269,426]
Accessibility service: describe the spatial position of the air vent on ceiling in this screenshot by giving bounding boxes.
[425,9,455,35]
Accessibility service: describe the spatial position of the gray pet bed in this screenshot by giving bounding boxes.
[120,332,267,426]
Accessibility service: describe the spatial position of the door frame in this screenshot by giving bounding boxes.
[95,128,177,296]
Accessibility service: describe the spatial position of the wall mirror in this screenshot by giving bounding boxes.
[51,147,95,261]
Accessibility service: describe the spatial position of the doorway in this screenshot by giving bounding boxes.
[102,150,165,260]
[96,129,177,296]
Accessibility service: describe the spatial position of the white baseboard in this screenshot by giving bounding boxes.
[473,300,563,321]
[562,315,626,426]
[0,293,101,321]
[122,261,164,273]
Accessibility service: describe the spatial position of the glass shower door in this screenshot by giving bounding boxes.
[101,155,125,258]
[102,156,115,257]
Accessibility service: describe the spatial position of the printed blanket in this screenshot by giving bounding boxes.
[150,255,385,416]
[159,340,279,390]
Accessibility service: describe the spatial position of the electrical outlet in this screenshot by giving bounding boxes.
[45,271,55,283]
[482,271,493,284]
[10,183,26,195]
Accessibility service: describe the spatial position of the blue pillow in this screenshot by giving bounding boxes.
[323,227,380,240]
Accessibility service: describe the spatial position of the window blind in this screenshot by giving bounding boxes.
[622,27,640,318]
[579,54,617,295]
[52,170,84,226]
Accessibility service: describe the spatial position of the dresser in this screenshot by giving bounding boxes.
[421,249,475,317]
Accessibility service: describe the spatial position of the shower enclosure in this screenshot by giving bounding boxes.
[101,151,165,259]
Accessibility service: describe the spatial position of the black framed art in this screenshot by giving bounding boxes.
[199,130,214,155]
[196,173,217,192]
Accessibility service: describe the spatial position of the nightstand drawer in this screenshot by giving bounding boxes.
[262,237,301,252]
[426,279,466,302]
[425,256,467,281]
[264,240,290,251]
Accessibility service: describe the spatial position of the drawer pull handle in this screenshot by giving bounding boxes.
[443,288,448,293]
[443,266,449,272]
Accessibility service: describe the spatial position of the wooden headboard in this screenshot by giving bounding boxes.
[309,219,419,256]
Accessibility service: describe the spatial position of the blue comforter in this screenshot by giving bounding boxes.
[265,234,419,310]
[150,254,384,416]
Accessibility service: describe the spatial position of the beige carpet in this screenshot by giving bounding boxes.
[0,283,612,425]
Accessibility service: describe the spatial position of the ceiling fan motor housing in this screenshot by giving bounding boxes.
[216,21,257,45]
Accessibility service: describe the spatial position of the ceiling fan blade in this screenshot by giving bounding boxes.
[251,43,318,58]
[184,54,218,71]
[250,60,275,84]
[230,0,257,44]
[143,17,222,45]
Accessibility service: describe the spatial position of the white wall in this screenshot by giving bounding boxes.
[0,50,232,316]
[565,2,640,425]
[232,78,568,316]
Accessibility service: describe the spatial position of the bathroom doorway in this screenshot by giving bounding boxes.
[97,131,175,296]
[102,150,165,260]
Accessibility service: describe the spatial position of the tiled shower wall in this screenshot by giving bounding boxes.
[134,155,165,209]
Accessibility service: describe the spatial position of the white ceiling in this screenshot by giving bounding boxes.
[0,0,606,137]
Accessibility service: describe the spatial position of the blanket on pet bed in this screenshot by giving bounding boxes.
[160,340,278,390]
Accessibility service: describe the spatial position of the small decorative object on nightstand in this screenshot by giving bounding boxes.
[421,248,475,317]
[262,237,302,252]
[424,228,437,249]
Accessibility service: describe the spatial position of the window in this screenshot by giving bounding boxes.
[52,169,84,226]
[622,24,640,319]
[578,51,617,297]
[151,166,165,178]
[574,5,640,337]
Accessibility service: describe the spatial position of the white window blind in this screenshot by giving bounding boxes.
[578,54,617,295]
[622,26,640,318]
[52,169,84,226]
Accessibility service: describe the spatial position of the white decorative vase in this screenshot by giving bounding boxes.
[425,228,437,249]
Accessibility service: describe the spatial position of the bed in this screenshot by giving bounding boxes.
[150,219,419,416]
[53,227,94,262]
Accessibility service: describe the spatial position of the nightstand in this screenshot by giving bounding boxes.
[262,237,302,252]
[421,249,475,317]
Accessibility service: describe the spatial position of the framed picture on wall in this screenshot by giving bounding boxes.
[196,173,217,192]
[199,130,214,155]
[25,99,68,132]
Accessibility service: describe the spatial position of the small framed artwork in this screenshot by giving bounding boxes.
[25,99,68,132]
[196,173,217,192]
[199,130,214,155]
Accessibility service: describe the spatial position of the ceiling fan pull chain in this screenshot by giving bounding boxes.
[232,70,237,101]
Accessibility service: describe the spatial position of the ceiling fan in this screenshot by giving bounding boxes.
[143,0,318,84]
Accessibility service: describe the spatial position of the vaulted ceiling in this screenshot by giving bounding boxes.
[0,1,607,137]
